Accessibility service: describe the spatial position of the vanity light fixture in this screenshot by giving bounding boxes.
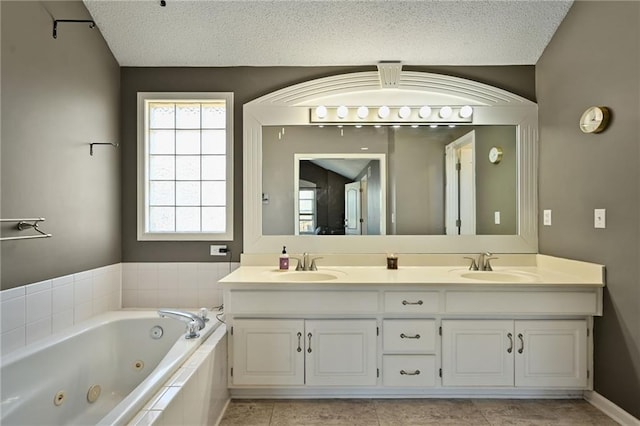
[336,105,349,119]
[374,124,382,128]
[357,106,369,119]
[392,125,401,129]
[315,105,328,119]
[398,106,411,119]
[448,124,456,128]
[378,106,390,119]
[460,105,473,118]
[430,124,438,128]
[355,124,363,128]
[439,106,453,119]
[419,106,432,118]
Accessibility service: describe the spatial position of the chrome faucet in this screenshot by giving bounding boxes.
[464,252,498,271]
[293,252,323,271]
[158,309,206,339]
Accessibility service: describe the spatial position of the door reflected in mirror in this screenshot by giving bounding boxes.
[262,125,517,236]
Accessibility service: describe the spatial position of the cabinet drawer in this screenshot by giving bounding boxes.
[384,291,439,314]
[383,320,436,353]
[383,355,437,387]
[230,290,378,314]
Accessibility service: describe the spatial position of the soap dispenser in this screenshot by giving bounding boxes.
[279,246,289,270]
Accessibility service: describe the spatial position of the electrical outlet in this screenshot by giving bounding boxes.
[543,210,552,226]
[494,211,501,225]
[594,209,606,229]
[210,245,228,256]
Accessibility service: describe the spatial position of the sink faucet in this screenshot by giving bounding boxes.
[464,252,498,271]
[294,252,323,271]
[158,309,206,339]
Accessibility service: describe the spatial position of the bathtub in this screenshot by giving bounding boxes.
[0,310,227,425]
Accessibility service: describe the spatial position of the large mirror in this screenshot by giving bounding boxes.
[262,125,517,237]
[244,71,538,254]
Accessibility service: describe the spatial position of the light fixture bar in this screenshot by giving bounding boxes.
[310,106,473,124]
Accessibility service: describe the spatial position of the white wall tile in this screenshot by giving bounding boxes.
[93,296,110,315]
[74,301,93,323]
[74,278,93,304]
[52,309,74,333]
[157,264,179,291]
[122,263,139,290]
[26,289,52,323]
[93,273,112,298]
[137,290,158,308]
[197,289,220,309]
[52,274,74,288]
[138,264,159,291]
[122,290,138,308]
[26,317,52,345]
[157,290,179,309]
[1,296,26,333]
[1,326,25,355]
[0,286,25,302]
[109,290,121,311]
[178,264,198,290]
[74,270,93,282]
[26,279,52,294]
[176,292,198,309]
[52,283,74,313]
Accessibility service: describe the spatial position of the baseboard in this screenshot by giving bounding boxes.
[584,390,640,425]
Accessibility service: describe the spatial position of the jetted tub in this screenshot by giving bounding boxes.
[0,310,222,425]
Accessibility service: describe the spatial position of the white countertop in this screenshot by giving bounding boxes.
[219,254,605,287]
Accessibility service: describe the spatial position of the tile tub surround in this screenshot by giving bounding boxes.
[219,398,618,425]
[1,264,122,355]
[0,261,239,356]
[121,262,239,309]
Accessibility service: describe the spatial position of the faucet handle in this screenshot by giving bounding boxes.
[464,256,478,271]
[309,257,323,271]
[290,257,303,271]
[484,257,498,271]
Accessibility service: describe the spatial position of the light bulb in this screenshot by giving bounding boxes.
[460,105,473,118]
[439,106,453,119]
[336,105,349,119]
[419,106,432,118]
[398,106,411,119]
[429,124,438,128]
[357,106,369,119]
[315,105,328,119]
[378,106,390,119]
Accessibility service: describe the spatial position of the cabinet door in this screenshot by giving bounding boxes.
[305,319,377,386]
[515,320,587,388]
[231,319,304,385]
[442,320,514,386]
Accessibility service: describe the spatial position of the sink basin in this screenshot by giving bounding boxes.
[270,270,344,282]
[458,271,536,283]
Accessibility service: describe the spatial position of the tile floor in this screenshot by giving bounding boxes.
[219,398,618,425]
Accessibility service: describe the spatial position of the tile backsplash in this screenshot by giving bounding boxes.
[0,261,239,356]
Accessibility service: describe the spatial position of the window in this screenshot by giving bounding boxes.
[298,189,316,234]
[137,93,233,241]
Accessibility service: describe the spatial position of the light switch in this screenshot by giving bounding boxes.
[594,209,606,229]
[543,209,552,226]
[494,211,501,225]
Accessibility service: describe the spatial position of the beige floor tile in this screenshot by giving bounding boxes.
[270,399,379,426]
[218,400,274,426]
[375,399,490,425]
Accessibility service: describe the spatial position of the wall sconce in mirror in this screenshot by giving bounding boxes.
[310,105,473,125]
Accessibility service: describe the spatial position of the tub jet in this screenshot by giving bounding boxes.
[87,385,101,403]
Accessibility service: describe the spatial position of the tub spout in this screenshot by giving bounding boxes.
[157,309,205,339]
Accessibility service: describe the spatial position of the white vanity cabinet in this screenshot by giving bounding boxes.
[442,319,588,388]
[230,318,377,387]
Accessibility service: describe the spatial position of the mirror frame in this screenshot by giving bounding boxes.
[243,71,538,254]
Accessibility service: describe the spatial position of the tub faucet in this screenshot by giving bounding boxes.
[158,309,205,339]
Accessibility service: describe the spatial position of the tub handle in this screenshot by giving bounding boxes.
[307,332,312,353]
[297,332,302,352]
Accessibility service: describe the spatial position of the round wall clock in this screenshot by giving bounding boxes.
[580,106,610,134]
[488,146,503,164]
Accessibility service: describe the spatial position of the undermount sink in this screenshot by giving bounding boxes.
[270,270,344,282]
[458,270,537,283]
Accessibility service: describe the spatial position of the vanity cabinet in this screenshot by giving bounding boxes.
[442,319,588,388]
[231,318,377,387]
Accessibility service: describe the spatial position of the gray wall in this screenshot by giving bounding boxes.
[121,66,534,261]
[1,1,120,290]
[537,1,639,417]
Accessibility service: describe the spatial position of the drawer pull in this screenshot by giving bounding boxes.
[307,332,313,353]
[400,333,421,339]
[507,332,513,353]
[517,333,524,354]
[402,300,423,306]
[400,369,421,376]
[297,332,302,353]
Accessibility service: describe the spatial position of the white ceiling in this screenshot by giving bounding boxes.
[82,0,573,67]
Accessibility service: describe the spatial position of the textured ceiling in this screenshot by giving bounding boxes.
[83,0,573,67]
